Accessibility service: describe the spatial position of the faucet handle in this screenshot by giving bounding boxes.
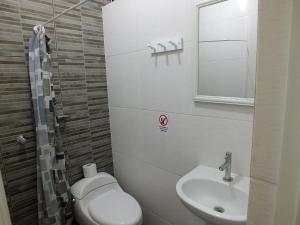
[225,152,232,159]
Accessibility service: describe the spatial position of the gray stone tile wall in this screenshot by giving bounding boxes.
[0,0,112,224]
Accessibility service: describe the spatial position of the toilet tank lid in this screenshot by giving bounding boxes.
[71,172,117,200]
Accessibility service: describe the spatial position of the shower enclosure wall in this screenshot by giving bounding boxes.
[0,171,12,225]
[0,0,112,224]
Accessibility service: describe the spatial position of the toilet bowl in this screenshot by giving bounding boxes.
[71,172,143,225]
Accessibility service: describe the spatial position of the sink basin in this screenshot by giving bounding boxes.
[176,165,250,225]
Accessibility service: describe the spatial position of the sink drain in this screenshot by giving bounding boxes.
[213,206,225,213]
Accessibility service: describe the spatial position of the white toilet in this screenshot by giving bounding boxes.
[71,172,143,225]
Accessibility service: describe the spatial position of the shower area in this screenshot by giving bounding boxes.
[0,0,113,224]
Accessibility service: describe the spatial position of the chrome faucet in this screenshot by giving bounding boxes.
[219,152,233,182]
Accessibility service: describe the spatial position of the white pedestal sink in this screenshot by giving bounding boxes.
[176,165,250,225]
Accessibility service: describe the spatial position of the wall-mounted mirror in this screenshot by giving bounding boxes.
[194,0,257,106]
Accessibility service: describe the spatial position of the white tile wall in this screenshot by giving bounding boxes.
[113,152,207,225]
[110,107,253,177]
[106,52,142,108]
[135,0,189,45]
[102,0,143,56]
[103,0,255,224]
[140,44,194,114]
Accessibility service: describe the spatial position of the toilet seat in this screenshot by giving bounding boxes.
[87,189,142,225]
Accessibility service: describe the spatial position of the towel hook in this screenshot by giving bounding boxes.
[168,40,177,49]
[147,44,156,52]
[157,43,166,50]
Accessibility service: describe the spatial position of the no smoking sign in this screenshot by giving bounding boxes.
[159,113,169,132]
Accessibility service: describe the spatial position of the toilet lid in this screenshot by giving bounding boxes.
[88,190,142,225]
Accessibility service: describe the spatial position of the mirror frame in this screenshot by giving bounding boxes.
[194,0,255,106]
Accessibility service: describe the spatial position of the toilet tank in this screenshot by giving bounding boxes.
[71,172,117,200]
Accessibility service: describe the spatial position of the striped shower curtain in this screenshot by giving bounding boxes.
[28,30,72,225]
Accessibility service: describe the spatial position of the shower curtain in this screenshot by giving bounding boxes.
[28,30,72,225]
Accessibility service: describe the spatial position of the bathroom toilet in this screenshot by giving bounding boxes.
[71,172,143,225]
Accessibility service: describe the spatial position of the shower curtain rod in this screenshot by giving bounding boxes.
[41,0,91,27]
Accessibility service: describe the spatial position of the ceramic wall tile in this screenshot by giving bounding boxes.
[113,152,207,225]
[102,0,143,56]
[106,52,142,108]
[104,0,256,224]
[0,1,112,224]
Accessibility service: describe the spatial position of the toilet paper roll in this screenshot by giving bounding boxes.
[82,163,97,178]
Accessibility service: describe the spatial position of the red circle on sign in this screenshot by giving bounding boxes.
[159,114,168,126]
